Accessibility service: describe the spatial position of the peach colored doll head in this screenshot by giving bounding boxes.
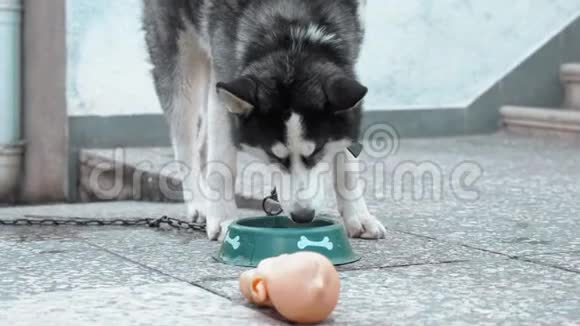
[239,252,340,324]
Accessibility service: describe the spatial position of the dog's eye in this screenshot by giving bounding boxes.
[265,149,291,169]
[301,146,324,167]
[270,155,291,170]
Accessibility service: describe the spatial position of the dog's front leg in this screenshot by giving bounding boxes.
[204,83,239,241]
[333,149,386,239]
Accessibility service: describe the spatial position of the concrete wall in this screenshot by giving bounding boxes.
[359,0,580,110]
[22,0,68,202]
[67,0,580,116]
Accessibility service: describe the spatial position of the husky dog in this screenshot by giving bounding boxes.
[142,0,386,240]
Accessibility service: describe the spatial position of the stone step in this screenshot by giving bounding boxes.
[78,147,271,210]
[560,63,580,110]
[500,105,580,138]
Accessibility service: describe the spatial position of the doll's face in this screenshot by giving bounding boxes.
[255,252,337,301]
[239,253,322,305]
[240,252,340,324]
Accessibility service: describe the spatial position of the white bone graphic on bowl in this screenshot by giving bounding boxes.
[225,234,241,250]
[297,236,334,251]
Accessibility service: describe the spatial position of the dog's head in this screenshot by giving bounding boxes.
[217,58,366,223]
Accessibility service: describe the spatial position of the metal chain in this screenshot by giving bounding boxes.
[0,190,283,231]
[0,215,206,232]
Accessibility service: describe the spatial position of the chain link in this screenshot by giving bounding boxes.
[262,188,284,216]
[0,215,206,232]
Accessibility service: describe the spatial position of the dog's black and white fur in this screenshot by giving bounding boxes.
[142,0,386,240]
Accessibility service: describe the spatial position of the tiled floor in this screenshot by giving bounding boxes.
[2,133,580,325]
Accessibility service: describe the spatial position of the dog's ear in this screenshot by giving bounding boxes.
[325,77,368,113]
[217,77,256,115]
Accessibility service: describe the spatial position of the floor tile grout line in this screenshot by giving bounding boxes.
[82,240,232,298]
[516,250,580,258]
[389,228,580,275]
[337,259,471,273]
[517,258,580,275]
[197,260,472,284]
[82,240,290,324]
[387,228,514,258]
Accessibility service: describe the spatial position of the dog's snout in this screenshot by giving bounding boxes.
[290,209,316,224]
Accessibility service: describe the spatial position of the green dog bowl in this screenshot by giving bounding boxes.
[214,216,361,267]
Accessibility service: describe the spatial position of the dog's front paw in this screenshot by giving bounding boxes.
[205,201,238,241]
[343,213,387,239]
[186,202,207,224]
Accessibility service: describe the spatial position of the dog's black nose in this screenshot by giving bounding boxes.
[290,209,316,224]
